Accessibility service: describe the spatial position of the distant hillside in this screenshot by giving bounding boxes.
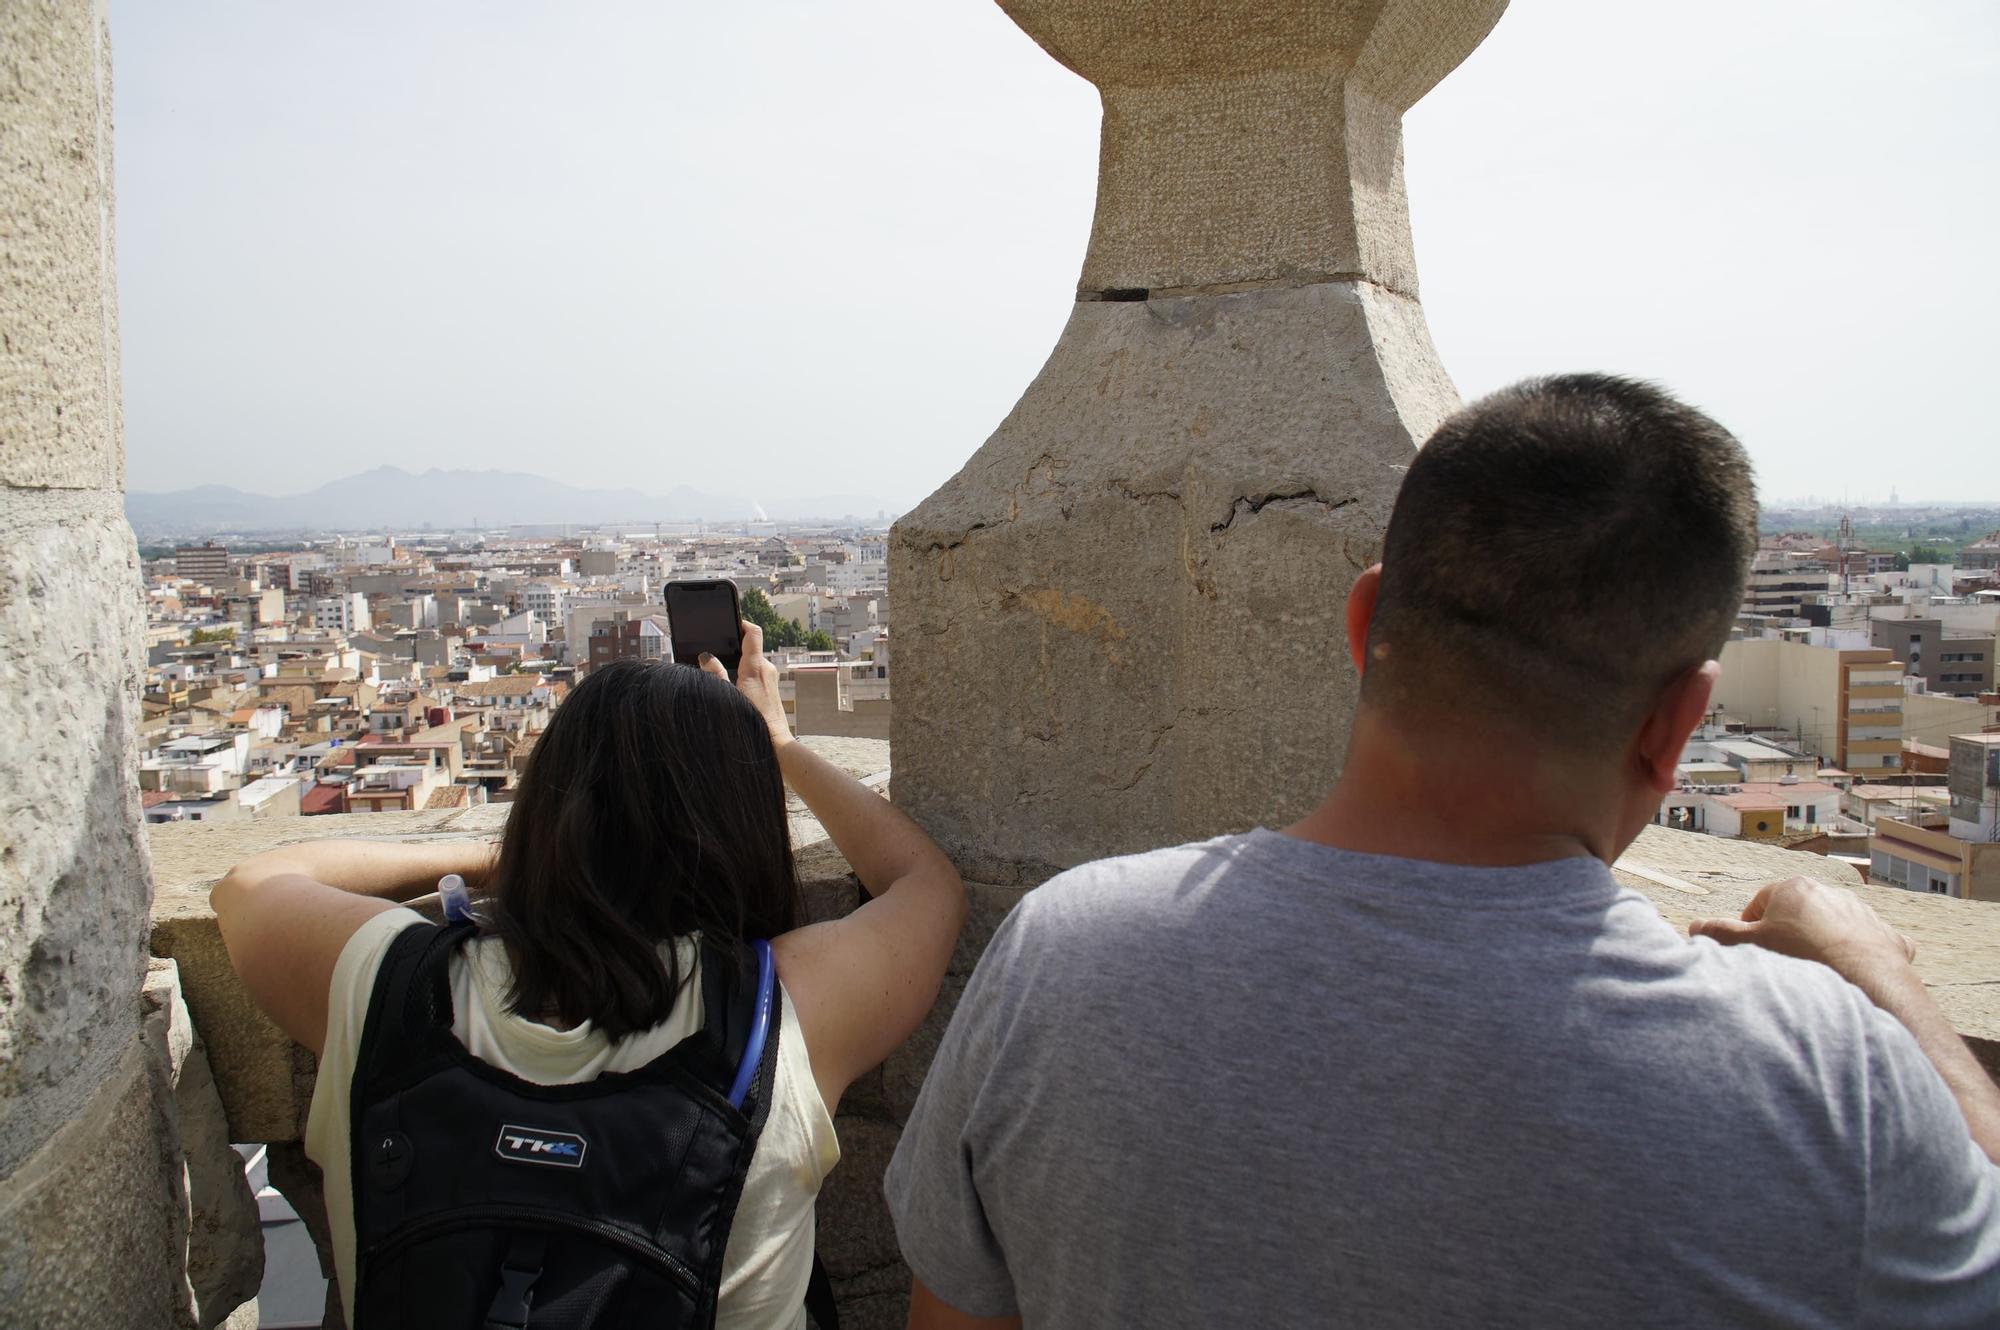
[124,466,906,537]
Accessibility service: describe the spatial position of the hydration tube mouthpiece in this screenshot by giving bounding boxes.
[438,873,474,924]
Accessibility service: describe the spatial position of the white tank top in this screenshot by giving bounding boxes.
[304,909,839,1329]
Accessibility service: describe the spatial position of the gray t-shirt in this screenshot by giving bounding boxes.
[884,830,2000,1327]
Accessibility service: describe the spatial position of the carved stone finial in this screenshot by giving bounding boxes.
[892,1,1508,881]
[1000,0,1506,296]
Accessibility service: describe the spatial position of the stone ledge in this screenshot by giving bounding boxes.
[1614,824,2000,1070]
[147,804,2000,1327]
[147,736,886,1143]
[151,808,2000,1140]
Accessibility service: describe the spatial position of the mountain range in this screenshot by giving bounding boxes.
[123,466,903,538]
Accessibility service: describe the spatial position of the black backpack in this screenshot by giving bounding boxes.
[348,921,838,1329]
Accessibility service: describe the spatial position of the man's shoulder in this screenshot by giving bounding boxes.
[1012,832,1256,928]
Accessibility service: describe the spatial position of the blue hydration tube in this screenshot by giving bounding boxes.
[726,940,774,1110]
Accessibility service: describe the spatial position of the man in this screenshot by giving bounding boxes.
[884,375,2000,1328]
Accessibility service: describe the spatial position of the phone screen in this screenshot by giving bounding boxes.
[665,581,744,673]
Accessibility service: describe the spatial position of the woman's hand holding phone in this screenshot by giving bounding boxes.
[701,620,794,751]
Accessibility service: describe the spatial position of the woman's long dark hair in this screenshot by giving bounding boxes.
[482,658,800,1039]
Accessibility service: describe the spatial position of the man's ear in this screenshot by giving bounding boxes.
[1635,660,1719,794]
[1346,564,1382,677]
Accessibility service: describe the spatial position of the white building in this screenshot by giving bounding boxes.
[311,593,371,636]
[523,581,570,626]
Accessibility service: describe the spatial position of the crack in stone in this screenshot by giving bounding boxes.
[1110,481,1183,505]
[916,520,995,556]
[1210,488,1358,534]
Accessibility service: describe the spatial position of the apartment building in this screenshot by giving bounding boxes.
[311,592,371,636]
[1962,531,2000,572]
[223,587,286,628]
[1867,734,2000,901]
[1950,733,2000,842]
[585,612,670,672]
[174,541,230,583]
[346,726,468,813]
[522,580,569,625]
[1740,551,1833,620]
[1713,638,1905,772]
[138,732,251,796]
[1870,618,1995,697]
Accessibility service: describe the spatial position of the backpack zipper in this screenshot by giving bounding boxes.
[364,1203,703,1299]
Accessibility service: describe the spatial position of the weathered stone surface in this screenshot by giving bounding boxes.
[883,972,966,1128]
[817,1115,908,1324]
[0,494,153,1167]
[152,875,329,1143]
[894,282,1458,880]
[147,803,2000,1329]
[0,1041,182,1328]
[894,2,1504,882]
[142,959,263,1329]
[1000,0,1508,295]
[1618,824,2000,1069]
[148,805,510,891]
[798,837,864,925]
[882,883,1026,1122]
[0,0,122,491]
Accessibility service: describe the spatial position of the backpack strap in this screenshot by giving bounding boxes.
[805,1252,840,1329]
[683,936,770,1111]
[353,918,473,1104]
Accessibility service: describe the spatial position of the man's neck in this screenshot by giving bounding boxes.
[1286,714,1622,868]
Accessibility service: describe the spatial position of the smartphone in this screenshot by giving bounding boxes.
[665,579,745,675]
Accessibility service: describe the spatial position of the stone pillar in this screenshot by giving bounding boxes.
[891,0,1506,880]
[0,1,232,1323]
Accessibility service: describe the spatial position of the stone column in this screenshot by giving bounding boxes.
[0,1,226,1323]
[892,0,1505,880]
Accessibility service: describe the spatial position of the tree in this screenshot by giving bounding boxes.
[189,626,234,645]
[741,588,808,648]
[1909,544,1949,566]
[803,629,836,653]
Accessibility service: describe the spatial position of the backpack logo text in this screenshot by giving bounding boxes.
[494,1124,589,1169]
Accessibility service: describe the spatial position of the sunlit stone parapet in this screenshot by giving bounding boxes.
[893,0,1507,879]
[0,0,192,1323]
[149,811,2000,1330]
[1616,827,2000,1075]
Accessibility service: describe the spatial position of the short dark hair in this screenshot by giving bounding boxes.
[483,659,800,1039]
[1363,374,1758,746]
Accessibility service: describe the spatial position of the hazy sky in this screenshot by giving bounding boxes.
[112,1,1998,508]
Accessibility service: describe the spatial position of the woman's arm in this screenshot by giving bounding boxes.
[702,625,967,1113]
[211,838,498,1055]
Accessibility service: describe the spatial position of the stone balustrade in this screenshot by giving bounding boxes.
[147,738,2000,1327]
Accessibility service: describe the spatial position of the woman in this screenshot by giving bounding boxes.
[213,621,965,1327]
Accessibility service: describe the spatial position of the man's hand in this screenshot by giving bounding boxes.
[700,620,794,750]
[1696,875,2000,1165]
[1691,876,1915,981]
